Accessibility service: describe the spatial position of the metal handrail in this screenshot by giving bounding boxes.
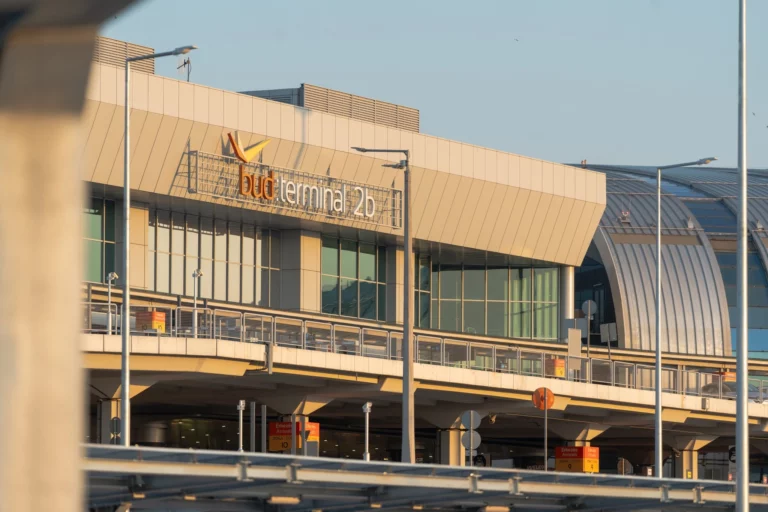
[82,302,756,401]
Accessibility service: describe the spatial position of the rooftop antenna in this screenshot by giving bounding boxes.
[177,55,192,82]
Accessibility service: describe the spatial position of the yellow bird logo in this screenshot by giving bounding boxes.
[227,132,271,164]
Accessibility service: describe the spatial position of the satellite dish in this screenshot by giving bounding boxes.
[177,55,192,82]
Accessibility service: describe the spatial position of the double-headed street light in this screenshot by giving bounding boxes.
[106,271,118,335]
[653,156,716,477]
[351,146,414,463]
[121,45,197,447]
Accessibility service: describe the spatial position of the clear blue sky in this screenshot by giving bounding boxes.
[103,0,767,168]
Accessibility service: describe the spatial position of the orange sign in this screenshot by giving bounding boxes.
[532,387,555,411]
[555,446,600,473]
[268,421,320,452]
[135,311,165,333]
[545,358,566,378]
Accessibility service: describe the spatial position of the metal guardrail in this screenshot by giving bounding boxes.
[82,302,768,402]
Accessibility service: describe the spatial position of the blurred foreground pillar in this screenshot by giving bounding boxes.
[0,2,131,511]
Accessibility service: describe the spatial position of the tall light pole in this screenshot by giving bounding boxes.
[121,45,196,447]
[107,271,118,335]
[653,157,716,476]
[352,146,414,463]
[192,268,203,338]
[736,0,749,507]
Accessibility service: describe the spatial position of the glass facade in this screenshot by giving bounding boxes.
[321,236,386,321]
[83,198,116,283]
[147,210,280,306]
[416,257,559,341]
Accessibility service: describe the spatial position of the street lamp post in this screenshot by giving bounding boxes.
[192,268,203,338]
[107,271,118,335]
[653,157,716,477]
[363,402,372,461]
[121,45,196,447]
[352,146,414,463]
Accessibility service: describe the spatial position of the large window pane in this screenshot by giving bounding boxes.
[171,254,184,295]
[340,240,358,278]
[534,268,558,302]
[360,281,376,320]
[511,269,531,301]
[185,256,199,296]
[104,200,115,242]
[83,198,103,240]
[487,301,509,337]
[511,302,531,338]
[171,213,185,254]
[378,246,387,282]
[83,239,102,283]
[214,261,226,300]
[464,301,485,335]
[360,243,376,281]
[419,292,430,328]
[270,231,281,268]
[418,257,430,291]
[242,265,254,304]
[440,265,461,299]
[378,284,386,321]
[146,250,155,291]
[156,252,169,293]
[322,275,339,315]
[200,218,213,260]
[186,216,199,258]
[242,225,254,266]
[105,243,116,277]
[322,237,339,276]
[463,266,485,300]
[257,230,268,268]
[228,223,241,264]
[228,263,240,302]
[440,301,461,332]
[431,299,439,328]
[256,268,269,306]
[270,269,280,307]
[200,259,213,298]
[214,220,227,261]
[156,210,171,253]
[487,267,508,301]
[534,303,558,340]
[340,278,358,316]
[148,211,156,251]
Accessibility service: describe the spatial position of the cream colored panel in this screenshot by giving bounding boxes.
[259,134,278,166]
[408,164,427,215]
[352,154,374,184]
[361,120,374,149]
[163,79,179,118]
[487,187,520,254]
[530,159,543,192]
[115,66,125,107]
[436,138,449,173]
[374,124,387,151]
[147,75,164,115]
[542,162,554,194]
[462,181,495,248]
[516,191,546,257]
[287,142,308,170]
[543,197,575,262]
[519,157,531,189]
[82,103,115,181]
[348,119,361,151]
[554,200,586,262]
[153,118,194,194]
[178,82,194,121]
[566,202,598,264]
[130,71,148,112]
[425,136,438,170]
[475,184,507,249]
[100,64,117,104]
[574,169,586,200]
[473,147,486,180]
[128,112,162,187]
[596,171,606,205]
[307,109,322,147]
[208,88,223,127]
[485,150,497,183]
[321,113,335,149]
[412,133,426,168]
[301,269,321,313]
[91,106,125,185]
[585,171,598,203]
[339,152,361,181]
[439,176,474,242]
[280,104,295,141]
[222,92,238,130]
[272,140,294,169]
[400,130,413,161]
[199,125,226,156]
[386,128,400,162]
[414,170,447,239]
[531,194,561,258]
[552,164,565,197]
[106,109,147,187]
[498,189,531,255]
[86,63,100,101]
[298,144,321,172]
[508,154,520,187]
[460,144,474,178]
[237,95,252,132]
[79,99,99,149]
[496,152,509,186]
[130,243,146,289]
[411,168,436,235]
[371,159,400,189]
[449,141,462,176]
[294,109,309,144]
[429,174,461,241]
[193,87,209,124]
[266,101,280,138]
[327,151,348,180]
[563,165,576,199]
[335,116,349,153]
[314,148,335,176]
[252,98,267,135]
[139,116,178,191]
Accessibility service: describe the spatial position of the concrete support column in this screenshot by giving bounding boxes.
[671,435,717,480]
[560,265,575,340]
[280,230,321,312]
[386,246,405,325]
[439,429,465,466]
[548,422,609,447]
[99,399,120,444]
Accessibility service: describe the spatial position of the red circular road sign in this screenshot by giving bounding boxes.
[532,387,555,411]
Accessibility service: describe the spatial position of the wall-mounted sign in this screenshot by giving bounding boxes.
[188,134,402,229]
[268,421,320,452]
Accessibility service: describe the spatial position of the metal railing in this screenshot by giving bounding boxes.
[82,302,768,402]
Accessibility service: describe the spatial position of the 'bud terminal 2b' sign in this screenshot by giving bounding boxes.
[189,150,403,229]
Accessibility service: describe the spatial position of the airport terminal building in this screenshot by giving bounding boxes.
[82,38,768,480]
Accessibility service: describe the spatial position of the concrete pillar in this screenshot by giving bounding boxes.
[560,265,575,340]
[99,399,120,444]
[279,230,321,312]
[671,435,717,480]
[548,422,609,447]
[0,7,131,511]
[439,429,464,466]
[386,246,405,324]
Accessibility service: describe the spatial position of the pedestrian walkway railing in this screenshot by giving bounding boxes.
[82,302,768,402]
